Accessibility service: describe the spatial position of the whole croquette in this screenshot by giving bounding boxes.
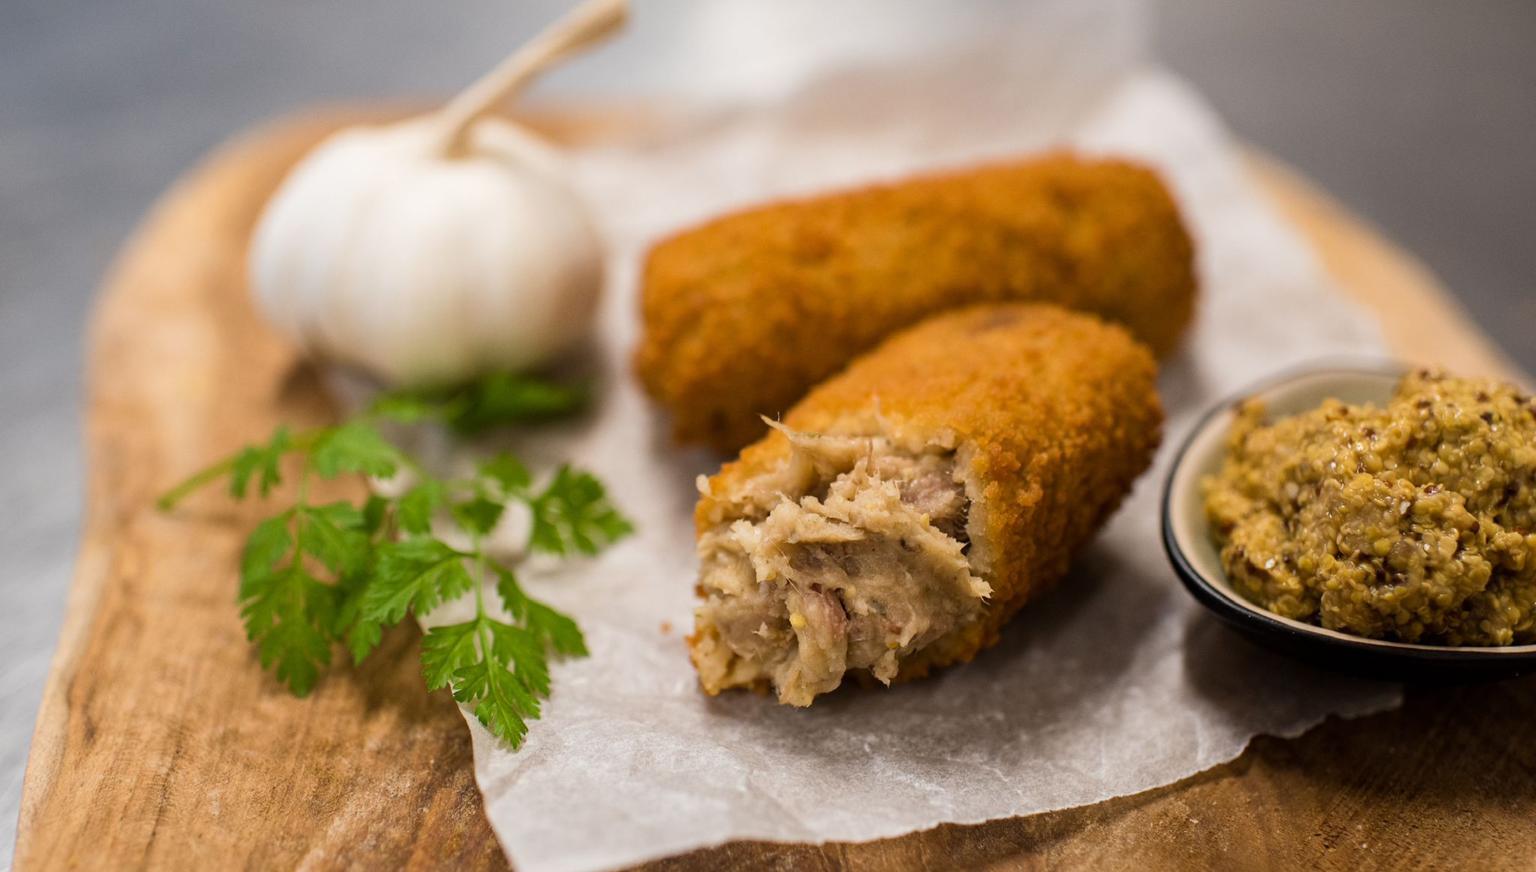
[636,153,1195,452]
[689,303,1163,706]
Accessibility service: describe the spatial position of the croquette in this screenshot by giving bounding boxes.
[636,153,1195,452]
[689,303,1164,706]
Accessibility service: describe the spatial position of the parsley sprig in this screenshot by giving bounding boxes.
[158,374,631,748]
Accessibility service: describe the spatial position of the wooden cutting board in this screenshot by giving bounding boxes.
[15,110,1536,871]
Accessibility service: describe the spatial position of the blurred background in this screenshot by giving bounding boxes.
[1,0,1532,863]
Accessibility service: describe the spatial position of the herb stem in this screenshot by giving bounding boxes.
[471,542,495,666]
[296,459,312,506]
[155,428,326,511]
[155,460,235,511]
[471,539,488,619]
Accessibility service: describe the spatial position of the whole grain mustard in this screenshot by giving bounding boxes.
[1204,370,1536,645]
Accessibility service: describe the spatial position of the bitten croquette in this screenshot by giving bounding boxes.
[689,303,1164,705]
[636,153,1195,452]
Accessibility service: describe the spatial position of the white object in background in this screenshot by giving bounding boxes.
[249,0,625,386]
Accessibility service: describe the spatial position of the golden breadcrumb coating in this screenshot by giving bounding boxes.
[636,153,1195,452]
[690,303,1164,702]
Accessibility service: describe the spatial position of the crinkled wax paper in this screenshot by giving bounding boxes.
[410,3,1403,869]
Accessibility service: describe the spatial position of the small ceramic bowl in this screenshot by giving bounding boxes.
[1161,362,1536,681]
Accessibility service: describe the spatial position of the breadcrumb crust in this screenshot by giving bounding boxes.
[636,153,1195,452]
[690,303,1164,697]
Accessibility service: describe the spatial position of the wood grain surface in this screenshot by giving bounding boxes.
[15,111,1535,871]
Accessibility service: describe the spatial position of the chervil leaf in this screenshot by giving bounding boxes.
[524,599,587,657]
[367,392,455,425]
[229,426,291,499]
[476,373,586,427]
[246,566,336,696]
[360,495,390,537]
[447,619,547,747]
[448,373,588,434]
[344,614,383,665]
[420,620,481,691]
[238,514,338,696]
[360,539,474,625]
[332,540,377,663]
[241,513,293,589]
[408,373,586,432]
[311,422,402,479]
[479,453,531,494]
[529,466,634,556]
[397,481,446,536]
[491,564,522,615]
[487,619,553,697]
[489,563,528,625]
[455,656,535,747]
[296,501,369,577]
[368,373,586,435]
[157,379,631,751]
[491,564,587,657]
[452,496,505,537]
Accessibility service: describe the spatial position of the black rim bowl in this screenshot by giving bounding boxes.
[1160,362,1536,683]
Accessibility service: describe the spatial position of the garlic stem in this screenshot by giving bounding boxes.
[437,0,629,157]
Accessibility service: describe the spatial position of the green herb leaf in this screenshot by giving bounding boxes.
[366,392,450,425]
[523,599,587,657]
[296,502,370,578]
[247,568,335,696]
[447,618,547,747]
[491,563,524,617]
[451,496,506,537]
[311,422,402,479]
[492,564,587,657]
[453,373,587,433]
[529,466,634,556]
[479,453,531,494]
[456,650,535,746]
[361,539,475,625]
[487,620,551,699]
[343,615,383,665]
[333,543,378,664]
[238,513,338,696]
[420,620,481,691]
[370,373,588,434]
[229,426,292,499]
[361,495,391,537]
[241,513,294,584]
[157,374,632,751]
[397,481,446,536]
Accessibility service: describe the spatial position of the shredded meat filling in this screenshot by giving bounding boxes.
[694,431,989,706]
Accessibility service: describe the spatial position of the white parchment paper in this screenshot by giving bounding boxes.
[415,6,1405,870]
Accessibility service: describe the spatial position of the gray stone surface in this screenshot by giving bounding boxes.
[1,1,1531,865]
[1157,0,1536,362]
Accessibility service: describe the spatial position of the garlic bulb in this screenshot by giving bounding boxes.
[249,117,603,386]
[248,0,626,387]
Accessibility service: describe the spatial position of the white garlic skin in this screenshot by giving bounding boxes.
[249,117,604,387]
